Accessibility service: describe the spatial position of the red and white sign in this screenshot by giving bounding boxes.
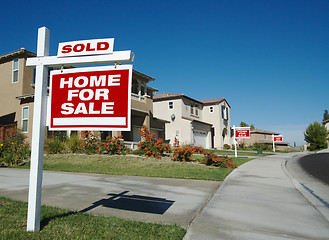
[273,135,283,142]
[235,127,250,139]
[57,38,114,57]
[49,65,132,130]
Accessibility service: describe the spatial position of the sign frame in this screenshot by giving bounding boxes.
[234,127,251,139]
[48,65,132,131]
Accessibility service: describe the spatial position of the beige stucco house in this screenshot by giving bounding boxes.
[241,128,289,151]
[0,48,164,147]
[153,93,232,149]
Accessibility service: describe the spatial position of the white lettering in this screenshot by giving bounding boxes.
[95,89,109,100]
[61,103,74,114]
[108,75,121,86]
[79,89,94,101]
[102,102,114,114]
[67,90,79,101]
[90,75,106,87]
[74,76,88,88]
[74,103,88,114]
[89,103,100,114]
[60,77,73,88]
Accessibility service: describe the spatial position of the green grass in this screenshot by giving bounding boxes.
[16,154,252,181]
[207,149,273,156]
[0,197,186,239]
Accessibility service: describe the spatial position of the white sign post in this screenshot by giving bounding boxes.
[233,126,251,157]
[26,26,134,232]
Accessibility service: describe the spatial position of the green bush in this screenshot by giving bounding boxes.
[0,130,30,166]
[66,135,82,153]
[46,138,66,154]
[223,144,231,149]
[252,143,272,151]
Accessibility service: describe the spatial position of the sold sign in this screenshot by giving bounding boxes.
[57,38,114,57]
[49,65,132,130]
[273,136,283,142]
[235,127,250,139]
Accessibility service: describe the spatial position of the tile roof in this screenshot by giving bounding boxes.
[200,98,225,104]
[251,129,279,135]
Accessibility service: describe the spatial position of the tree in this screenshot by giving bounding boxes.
[323,110,329,122]
[240,122,255,130]
[304,121,328,151]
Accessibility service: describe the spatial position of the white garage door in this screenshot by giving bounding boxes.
[193,130,207,148]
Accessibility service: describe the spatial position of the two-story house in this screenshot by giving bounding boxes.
[153,93,232,149]
[0,48,165,147]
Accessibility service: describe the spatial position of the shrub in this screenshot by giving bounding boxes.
[137,126,170,159]
[304,121,328,151]
[200,152,236,168]
[223,144,231,149]
[66,135,82,153]
[46,138,66,154]
[172,138,205,162]
[79,131,101,155]
[0,130,30,166]
[100,135,127,155]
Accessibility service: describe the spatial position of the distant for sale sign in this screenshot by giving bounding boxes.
[235,127,250,139]
[49,65,132,130]
[273,135,283,142]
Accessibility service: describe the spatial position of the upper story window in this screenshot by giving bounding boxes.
[210,106,214,113]
[168,101,173,109]
[12,58,19,83]
[190,105,194,115]
[264,135,267,140]
[222,105,229,120]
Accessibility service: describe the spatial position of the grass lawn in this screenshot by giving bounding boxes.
[207,149,273,156]
[16,154,252,181]
[0,197,185,240]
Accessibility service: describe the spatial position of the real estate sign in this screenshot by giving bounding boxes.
[49,65,132,130]
[235,127,251,139]
[273,135,283,142]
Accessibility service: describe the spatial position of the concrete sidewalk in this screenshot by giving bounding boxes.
[184,153,329,240]
[0,169,219,228]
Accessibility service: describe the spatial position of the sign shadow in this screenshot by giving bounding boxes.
[80,191,175,215]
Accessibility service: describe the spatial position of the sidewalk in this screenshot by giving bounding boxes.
[0,169,219,228]
[184,153,329,240]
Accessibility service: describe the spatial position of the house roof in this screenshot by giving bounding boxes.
[251,128,279,135]
[200,97,231,108]
[0,48,36,64]
[133,69,155,82]
[181,116,213,126]
[153,93,230,107]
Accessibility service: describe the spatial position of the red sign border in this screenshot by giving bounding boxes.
[234,127,251,139]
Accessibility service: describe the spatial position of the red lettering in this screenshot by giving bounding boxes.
[61,45,72,54]
[73,44,85,52]
[97,42,109,51]
[86,43,96,52]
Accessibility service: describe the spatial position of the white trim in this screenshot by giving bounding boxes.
[53,117,126,126]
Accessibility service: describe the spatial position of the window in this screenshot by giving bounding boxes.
[12,58,19,83]
[195,108,199,116]
[265,135,267,140]
[190,106,194,115]
[210,106,214,113]
[168,101,173,109]
[22,107,29,132]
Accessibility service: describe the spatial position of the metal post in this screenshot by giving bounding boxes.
[27,27,49,232]
[233,125,238,157]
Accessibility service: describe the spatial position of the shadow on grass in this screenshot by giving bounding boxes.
[40,211,77,230]
[81,191,174,215]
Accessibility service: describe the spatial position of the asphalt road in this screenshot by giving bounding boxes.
[299,152,329,184]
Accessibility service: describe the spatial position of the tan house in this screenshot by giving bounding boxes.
[0,48,164,147]
[153,93,232,149]
[241,128,289,151]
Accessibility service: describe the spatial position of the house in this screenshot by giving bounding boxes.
[153,93,232,149]
[241,128,289,151]
[0,48,165,147]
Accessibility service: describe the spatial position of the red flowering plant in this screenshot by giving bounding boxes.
[79,131,101,155]
[172,138,205,162]
[100,135,126,155]
[200,152,237,168]
[135,126,170,159]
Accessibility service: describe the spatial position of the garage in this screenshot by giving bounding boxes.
[193,130,207,148]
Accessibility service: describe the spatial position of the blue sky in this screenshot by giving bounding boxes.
[1,0,328,146]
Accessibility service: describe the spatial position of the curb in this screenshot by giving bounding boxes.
[281,158,329,223]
